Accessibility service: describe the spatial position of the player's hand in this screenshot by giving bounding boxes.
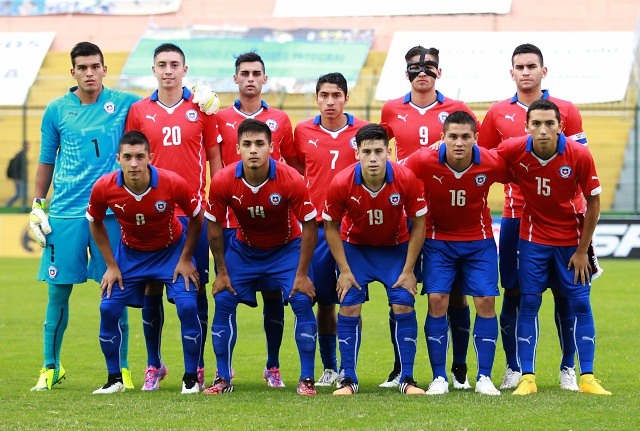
[336,271,361,303]
[428,140,443,151]
[392,271,418,296]
[290,274,315,300]
[100,265,123,299]
[211,274,235,296]
[568,251,592,286]
[29,198,52,248]
[191,84,220,115]
[174,258,200,292]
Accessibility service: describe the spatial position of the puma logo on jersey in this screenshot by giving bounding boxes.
[432,175,444,184]
[350,196,362,204]
[519,162,530,172]
[231,195,243,204]
[397,114,408,122]
[308,139,319,147]
[226,121,237,129]
[191,197,198,203]
[146,114,157,123]
[114,203,127,212]
[505,113,516,122]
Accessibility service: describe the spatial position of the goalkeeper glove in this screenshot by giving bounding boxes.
[191,84,220,115]
[30,198,52,248]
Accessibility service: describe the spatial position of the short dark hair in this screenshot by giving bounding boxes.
[70,41,104,67]
[119,130,150,153]
[235,51,265,73]
[512,43,544,66]
[237,118,272,144]
[527,99,561,123]
[153,43,185,64]
[404,45,440,64]
[316,72,348,96]
[355,123,389,148]
[443,111,477,134]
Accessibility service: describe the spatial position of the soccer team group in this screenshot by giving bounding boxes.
[28,40,612,397]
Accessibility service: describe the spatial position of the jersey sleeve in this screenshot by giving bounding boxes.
[278,115,296,159]
[86,175,109,223]
[203,112,219,153]
[477,105,500,149]
[576,149,601,197]
[287,170,317,222]
[563,103,587,145]
[39,103,61,165]
[380,101,395,140]
[322,173,347,222]
[124,102,141,132]
[174,174,202,217]
[400,167,428,218]
[292,123,305,163]
[205,169,229,222]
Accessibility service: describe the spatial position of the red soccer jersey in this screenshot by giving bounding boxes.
[381,91,480,162]
[404,145,510,241]
[322,161,427,246]
[495,134,601,246]
[87,165,201,251]
[478,90,586,218]
[205,159,317,250]
[125,87,217,217]
[293,114,369,223]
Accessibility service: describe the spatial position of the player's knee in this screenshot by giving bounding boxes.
[174,297,198,323]
[100,302,124,326]
[569,296,592,317]
[520,294,543,315]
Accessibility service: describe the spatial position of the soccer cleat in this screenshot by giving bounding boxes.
[379,369,401,388]
[121,368,134,390]
[215,367,235,381]
[425,376,449,395]
[512,374,537,395]
[31,365,66,391]
[197,367,205,390]
[181,376,200,395]
[475,375,501,396]
[141,364,168,391]
[93,381,125,394]
[316,369,340,387]
[202,377,233,395]
[399,376,425,395]
[263,367,285,388]
[559,367,579,391]
[451,364,471,390]
[296,378,317,396]
[500,366,522,389]
[335,369,345,389]
[578,374,612,396]
[333,377,358,395]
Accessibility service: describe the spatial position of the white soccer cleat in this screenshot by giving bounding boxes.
[452,376,472,390]
[93,381,125,394]
[379,372,401,388]
[316,369,340,387]
[181,380,201,394]
[475,375,501,396]
[559,366,579,391]
[500,366,522,389]
[425,376,449,395]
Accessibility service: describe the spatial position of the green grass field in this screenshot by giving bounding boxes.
[1,257,638,431]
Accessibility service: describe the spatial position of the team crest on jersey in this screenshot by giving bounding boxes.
[559,165,572,178]
[475,174,487,186]
[438,112,449,124]
[155,201,168,212]
[269,193,282,205]
[103,101,115,114]
[389,193,401,206]
[185,109,199,122]
[349,137,357,149]
[266,119,278,131]
[48,265,58,279]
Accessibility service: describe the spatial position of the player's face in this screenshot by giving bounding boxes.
[511,53,547,92]
[406,54,440,93]
[71,55,106,95]
[526,109,563,156]
[316,83,348,121]
[356,139,390,180]
[442,122,478,168]
[234,62,267,97]
[117,144,152,184]
[152,51,187,91]
[237,131,273,169]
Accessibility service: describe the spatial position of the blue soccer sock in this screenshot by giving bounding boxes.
[388,309,400,371]
[43,284,72,368]
[425,314,449,380]
[118,307,129,369]
[174,296,202,374]
[499,294,520,371]
[394,310,418,381]
[196,291,208,369]
[211,291,238,381]
[337,313,361,383]
[318,334,338,372]
[142,294,164,368]
[554,295,576,370]
[517,294,542,374]
[290,298,317,380]
[473,315,499,380]
[448,304,471,366]
[262,293,284,369]
[570,297,595,374]
[99,300,126,374]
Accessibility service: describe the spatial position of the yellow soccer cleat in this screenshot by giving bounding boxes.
[512,374,537,396]
[121,367,134,389]
[579,374,612,396]
[31,365,66,391]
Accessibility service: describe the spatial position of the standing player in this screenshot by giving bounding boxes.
[203,119,318,396]
[29,42,140,391]
[478,43,588,390]
[125,43,219,391]
[293,72,369,387]
[404,111,509,396]
[87,131,204,394]
[379,45,480,388]
[212,51,300,387]
[496,99,611,396]
[322,124,426,396]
